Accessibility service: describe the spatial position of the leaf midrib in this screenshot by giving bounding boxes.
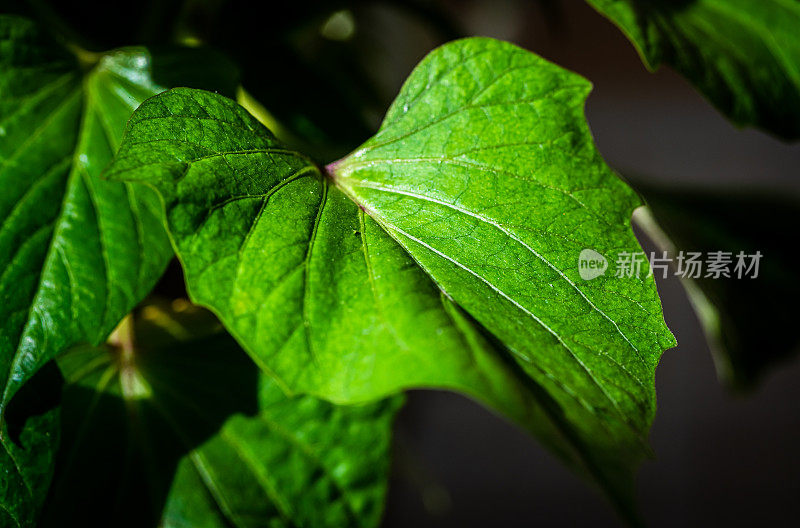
[332,192,650,443]
[340,179,649,366]
[1,84,83,408]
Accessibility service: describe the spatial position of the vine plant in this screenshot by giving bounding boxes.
[1,1,798,527]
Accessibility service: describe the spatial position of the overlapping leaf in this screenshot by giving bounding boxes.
[106,38,675,516]
[586,0,800,140]
[0,16,173,526]
[43,303,400,528]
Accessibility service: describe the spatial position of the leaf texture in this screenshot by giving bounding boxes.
[106,38,675,516]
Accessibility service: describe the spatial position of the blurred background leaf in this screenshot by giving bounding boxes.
[634,182,800,389]
[43,301,402,528]
[586,0,800,141]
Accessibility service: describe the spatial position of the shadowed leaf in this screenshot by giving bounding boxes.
[586,0,800,140]
[43,303,401,528]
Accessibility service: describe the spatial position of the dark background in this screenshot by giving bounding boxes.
[367,1,800,527]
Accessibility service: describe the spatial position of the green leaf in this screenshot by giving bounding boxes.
[634,182,800,389]
[43,302,400,528]
[0,16,173,526]
[585,0,800,140]
[105,37,675,517]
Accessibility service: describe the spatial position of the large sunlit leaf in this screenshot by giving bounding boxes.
[0,16,174,526]
[106,38,675,517]
[585,0,800,140]
[42,302,400,528]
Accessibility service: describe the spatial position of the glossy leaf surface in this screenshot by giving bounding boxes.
[106,38,675,515]
[586,0,800,140]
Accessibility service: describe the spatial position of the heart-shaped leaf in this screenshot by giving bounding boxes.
[105,38,675,517]
[586,0,800,140]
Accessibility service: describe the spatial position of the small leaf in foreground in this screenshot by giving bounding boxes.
[585,0,800,140]
[106,37,675,517]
